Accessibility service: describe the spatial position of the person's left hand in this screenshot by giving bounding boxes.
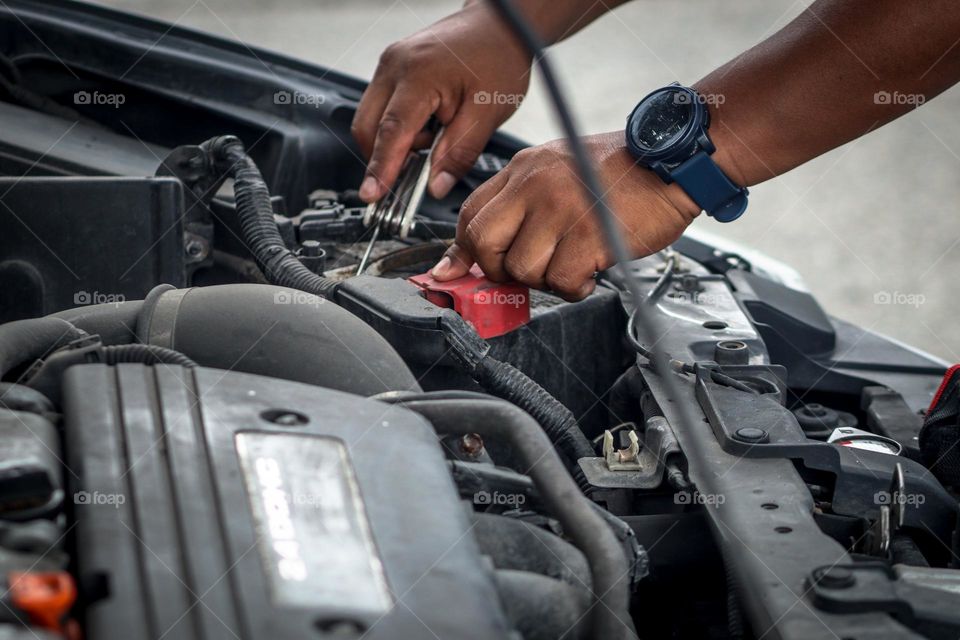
[429,131,702,300]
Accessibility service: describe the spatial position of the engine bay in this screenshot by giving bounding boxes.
[0,2,959,639]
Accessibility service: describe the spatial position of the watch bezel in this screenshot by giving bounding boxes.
[625,85,711,169]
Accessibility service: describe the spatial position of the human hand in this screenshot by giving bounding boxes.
[352,4,532,202]
[430,131,701,300]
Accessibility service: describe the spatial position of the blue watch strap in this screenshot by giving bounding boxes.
[670,151,748,223]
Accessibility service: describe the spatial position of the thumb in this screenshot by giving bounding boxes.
[429,106,500,199]
[431,243,474,281]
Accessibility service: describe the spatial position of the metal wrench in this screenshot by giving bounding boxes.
[357,128,443,274]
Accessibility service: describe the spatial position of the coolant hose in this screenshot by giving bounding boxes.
[381,395,634,640]
[49,301,142,345]
[0,317,86,380]
[206,136,339,299]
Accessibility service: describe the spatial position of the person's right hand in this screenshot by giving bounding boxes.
[352,3,533,203]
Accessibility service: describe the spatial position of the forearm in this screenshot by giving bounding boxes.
[699,0,960,187]
[463,0,629,45]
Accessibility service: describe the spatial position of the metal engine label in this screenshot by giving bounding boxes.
[235,432,392,614]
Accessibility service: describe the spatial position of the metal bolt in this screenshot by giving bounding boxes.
[460,433,484,457]
[812,566,855,589]
[714,340,749,365]
[674,274,703,293]
[734,427,768,444]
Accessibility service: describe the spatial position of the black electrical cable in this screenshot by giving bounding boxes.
[205,135,340,299]
[627,307,758,394]
[647,250,678,301]
[98,344,198,368]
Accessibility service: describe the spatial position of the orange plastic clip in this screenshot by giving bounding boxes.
[8,571,77,635]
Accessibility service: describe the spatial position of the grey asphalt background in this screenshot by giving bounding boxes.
[94,0,960,361]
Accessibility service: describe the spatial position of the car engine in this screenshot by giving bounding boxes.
[0,2,958,639]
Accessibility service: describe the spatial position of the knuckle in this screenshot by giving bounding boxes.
[350,120,370,149]
[377,114,406,140]
[511,147,536,164]
[442,143,483,174]
[504,252,542,284]
[404,40,435,65]
[459,190,484,222]
[463,217,488,251]
[546,266,581,296]
[379,42,403,66]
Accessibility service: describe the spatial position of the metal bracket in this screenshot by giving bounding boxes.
[809,562,960,640]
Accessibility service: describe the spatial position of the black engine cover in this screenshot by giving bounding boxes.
[62,364,509,640]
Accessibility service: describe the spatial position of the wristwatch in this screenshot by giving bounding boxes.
[625,84,748,222]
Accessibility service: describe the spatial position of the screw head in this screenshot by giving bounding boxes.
[459,433,484,457]
[812,566,855,589]
[735,427,768,443]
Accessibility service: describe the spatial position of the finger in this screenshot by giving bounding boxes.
[460,188,526,282]
[351,78,394,160]
[432,169,509,282]
[456,168,509,238]
[431,242,474,281]
[502,220,560,289]
[360,88,440,202]
[428,105,500,199]
[544,234,600,301]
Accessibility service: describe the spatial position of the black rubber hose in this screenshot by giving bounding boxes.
[49,301,143,345]
[206,136,338,299]
[382,395,634,640]
[98,344,197,368]
[471,512,592,590]
[493,570,590,640]
[474,357,595,463]
[0,317,86,380]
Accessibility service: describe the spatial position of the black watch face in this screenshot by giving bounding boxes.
[631,89,694,152]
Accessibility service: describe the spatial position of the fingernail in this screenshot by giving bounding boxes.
[430,171,457,199]
[431,256,451,278]
[359,176,378,201]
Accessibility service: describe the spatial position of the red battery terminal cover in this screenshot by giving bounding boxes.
[409,264,530,339]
